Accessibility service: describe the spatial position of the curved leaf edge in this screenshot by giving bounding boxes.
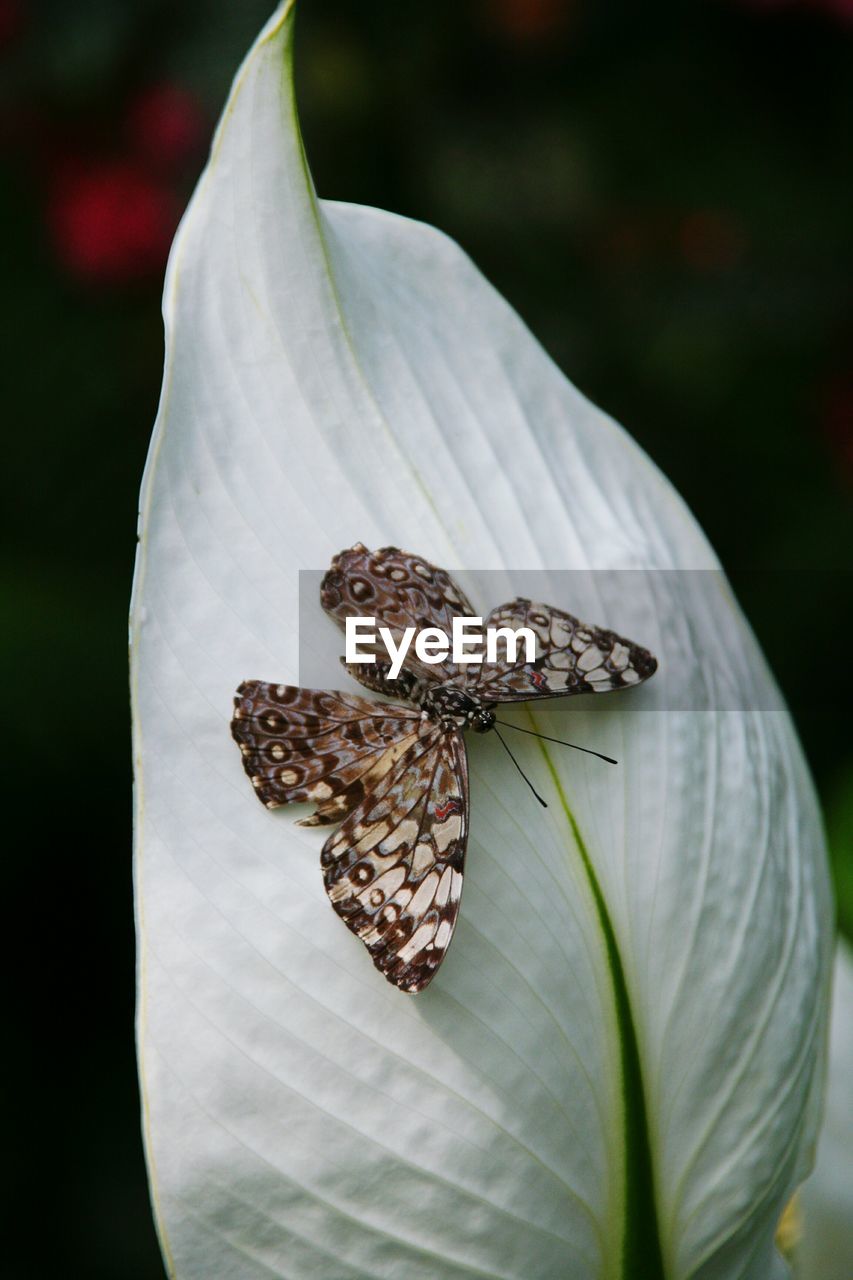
[130,6,302,1278]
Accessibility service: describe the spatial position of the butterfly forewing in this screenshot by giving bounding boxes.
[468,597,657,701]
[321,725,468,994]
[321,543,475,688]
[231,682,422,825]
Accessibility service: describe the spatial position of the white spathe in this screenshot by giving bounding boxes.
[130,4,833,1277]
[798,940,853,1279]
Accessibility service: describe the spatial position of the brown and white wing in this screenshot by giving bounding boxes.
[231,681,422,826]
[320,543,475,687]
[321,726,469,994]
[469,598,658,702]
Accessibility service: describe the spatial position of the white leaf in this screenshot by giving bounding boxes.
[131,4,833,1276]
[797,940,853,1279]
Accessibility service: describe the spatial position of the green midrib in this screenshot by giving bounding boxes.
[538,746,665,1280]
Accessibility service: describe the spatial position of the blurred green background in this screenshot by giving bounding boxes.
[2,0,850,1274]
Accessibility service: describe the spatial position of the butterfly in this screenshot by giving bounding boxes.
[231,544,657,994]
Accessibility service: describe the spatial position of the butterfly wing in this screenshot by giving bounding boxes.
[321,543,475,688]
[231,681,422,825]
[469,598,657,702]
[321,725,468,994]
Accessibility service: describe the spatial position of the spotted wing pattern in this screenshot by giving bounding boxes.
[321,725,468,994]
[231,682,422,826]
[233,546,659,995]
[321,543,475,687]
[468,598,658,701]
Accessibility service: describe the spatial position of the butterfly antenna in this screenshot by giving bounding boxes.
[493,729,548,808]
[495,720,618,765]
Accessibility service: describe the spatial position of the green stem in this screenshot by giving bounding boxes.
[538,746,665,1280]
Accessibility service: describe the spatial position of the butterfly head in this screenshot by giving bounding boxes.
[469,706,496,734]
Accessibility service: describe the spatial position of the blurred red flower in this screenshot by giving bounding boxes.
[821,370,853,486]
[47,160,180,284]
[678,210,748,272]
[734,0,792,9]
[0,0,24,48]
[735,0,853,21]
[487,0,573,42]
[127,84,206,174]
[814,0,853,19]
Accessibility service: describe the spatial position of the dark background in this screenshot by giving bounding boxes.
[2,0,850,1274]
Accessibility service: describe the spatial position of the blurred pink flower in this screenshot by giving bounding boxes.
[47,159,180,284]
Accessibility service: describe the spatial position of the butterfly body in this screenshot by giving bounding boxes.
[232,544,657,994]
[419,685,497,734]
[338,659,497,733]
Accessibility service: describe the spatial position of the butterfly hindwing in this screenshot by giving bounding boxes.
[468,597,658,702]
[321,724,469,994]
[231,681,422,826]
[321,543,475,687]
